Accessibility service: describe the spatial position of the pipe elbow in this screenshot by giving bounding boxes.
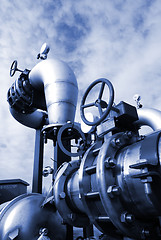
[136,108,161,131]
[9,107,48,129]
[29,58,78,125]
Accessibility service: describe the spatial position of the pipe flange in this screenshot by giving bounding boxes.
[7,71,34,114]
[79,141,121,238]
[54,160,89,227]
[97,132,160,239]
[57,123,86,157]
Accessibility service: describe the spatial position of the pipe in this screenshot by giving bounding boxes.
[9,107,48,129]
[29,58,78,125]
[136,107,161,131]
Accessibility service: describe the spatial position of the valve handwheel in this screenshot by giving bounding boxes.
[80,78,114,126]
[10,60,23,77]
[10,60,18,77]
[57,123,86,157]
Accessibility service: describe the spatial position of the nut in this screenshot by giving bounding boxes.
[120,212,134,223]
[105,157,116,169]
[107,185,121,198]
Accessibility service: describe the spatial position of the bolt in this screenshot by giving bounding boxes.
[142,229,150,238]
[43,131,47,144]
[124,131,133,139]
[59,192,66,199]
[42,166,54,177]
[120,212,134,223]
[53,127,57,136]
[8,228,19,240]
[115,138,121,145]
[39,228,48,236]
[107,185,121,198]
[61,219,68,225]
[68,128,72,135]
[104,157,116,169]
[141,176,153,183]
[111,138,122,148]
[67,213,76,221]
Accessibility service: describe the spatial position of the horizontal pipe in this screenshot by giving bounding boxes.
[136,108,161,131]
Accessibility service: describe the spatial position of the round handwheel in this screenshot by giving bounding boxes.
[10,60,18,77]
[57,123,86,157]
[80,78,114,126]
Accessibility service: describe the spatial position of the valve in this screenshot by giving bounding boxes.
[133,94,142,109]
[10,60,23,77]
[80,78,115,126]
[37,43,50,60]
[57,122,86,157]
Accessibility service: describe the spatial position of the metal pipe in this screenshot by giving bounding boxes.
[9,107,48,129]
[136,107,161,131]
[29,58,78,125]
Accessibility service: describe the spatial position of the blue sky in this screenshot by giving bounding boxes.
[0,0,161,189]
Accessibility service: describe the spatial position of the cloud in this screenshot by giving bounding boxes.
[0,0,161,187]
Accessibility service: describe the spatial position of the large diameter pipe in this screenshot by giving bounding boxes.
[29,58,78,125]
[54,131,161,239]
[136,108,161,131]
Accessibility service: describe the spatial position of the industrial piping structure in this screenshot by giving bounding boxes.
[1,43,161,239]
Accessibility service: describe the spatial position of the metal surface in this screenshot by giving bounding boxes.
[29,58,78,125]
[9,107,47,129]
[54,160,89,227]
[136,107,161,130]
[53,139,74,240]
[0,193,66,240]
[53,130,161,239]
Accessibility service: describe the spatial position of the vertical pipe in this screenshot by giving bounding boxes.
[32,129,44,193]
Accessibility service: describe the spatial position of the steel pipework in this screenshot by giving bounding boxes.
[54,130,161,239]
[29,58,78,125]
[136,108,161,131]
